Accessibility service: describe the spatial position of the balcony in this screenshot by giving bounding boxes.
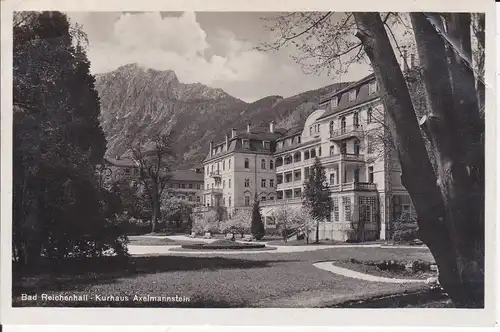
[277,181,302,190]
[209,171,221,179]
[341,182,377,191]
[340,153,365,163]
[330,125,363,141]
[204,188,223,195]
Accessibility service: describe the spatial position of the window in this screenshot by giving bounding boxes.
[261,159,266,169]
[332,198,339,222]
[353,112,359,128]
[354,168,360,183]
[197,184,200,190]
[340,141,347,154]
[243,139,250,150]
[367,107,373,124]
[369,81,377,95]
[318,147,322,156]
[330,173,335,185]
[261,196,266,202]
[330,97,338,108]
[269,196,275,201]
[245,196,250,206]
[329,120,334,134]
[304,167,310,178]
[330,145,335,156]
[244,158,249,168]
[189,196,193,202]
[349,89,356,102]
[223,197,226,206]
[197,196,201,203]
[270,179,274,187]
[402,204,411,214]
[244,178,250,187]
[354,140,360,155]
[124,168,131,175]
[181,196,186,200]
[368,166,374,183]
[181,183,186,189]
[223,160,225,170]
[294,170,301,181]
[304,151,310,160]
[309,127,313,135]
[217,163,220,172]
[189,183,193,189]
[229,179,231,188]
[367,137,374,154]
[223,180,226,188]
[270,160,274,169]
[229,197,232,206]
[297,136,301,144]
[229,159,231,169]
[261,179,266,187]
[310,149,316,158]
[206,166,209,174]
[341,116,346,133]
[211,165,213,173]
[263,141,270,150]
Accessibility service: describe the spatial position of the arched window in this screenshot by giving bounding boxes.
[304,150,310,160]
[353,112,359,128]
[276,157,283,167]
[367,107,373,124]
[244,158,249,168]
[329,120,334,134]
[270,160,274,169]
[229,196,232,206]
[310,149,316,158]
[223,197,226,206]
[354,168,360,183]
[261,159,266,169]
[341,116,346,134]
[223,160,225,170]
[285,155,292,165]
[229,159,231,169]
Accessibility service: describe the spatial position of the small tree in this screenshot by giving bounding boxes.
[294,207,315,244]
[271,203,299,243]
[221,210,252,238]
[251,195,265,240]
[302,157,333,243]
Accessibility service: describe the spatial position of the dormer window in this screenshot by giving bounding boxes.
[297,136,301,144]
[330,98,338,108]
[263,141,270,150]
[369,81,378,95]
[242,139,250,150]
[349,89,357,102]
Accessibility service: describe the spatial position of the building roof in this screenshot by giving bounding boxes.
[317,73,379,120]
[274,138,321,155]
[104,157,136,167]
[276,126,303,141]
[170,170,204,182]
[204,125,285,162]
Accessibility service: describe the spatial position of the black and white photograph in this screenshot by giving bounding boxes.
[1,0,496,327]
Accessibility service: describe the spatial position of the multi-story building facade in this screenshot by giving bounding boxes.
[200,73,415,241]
[201,123,285,216]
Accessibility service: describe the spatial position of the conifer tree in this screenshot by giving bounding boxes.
[251,195,265,240]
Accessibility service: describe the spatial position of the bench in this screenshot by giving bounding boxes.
[243,234,253,242]
[203,232,212,239]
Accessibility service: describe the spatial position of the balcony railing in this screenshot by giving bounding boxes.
[330,125,363,140]
[340,153,365,162]
[204,188,223,195]
[209,171,221,178]
[342,182,377,191]
[277,181,302,190]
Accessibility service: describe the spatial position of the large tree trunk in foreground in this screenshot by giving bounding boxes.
[410,13,484,307]
[353,12,483,307]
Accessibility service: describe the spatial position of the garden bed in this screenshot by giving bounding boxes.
[179,239,272,250]
[333,259,437,280]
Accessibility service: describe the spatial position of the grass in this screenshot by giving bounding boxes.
[265,238,387,246]
[12,246,435,308]
[127,236,205,246]
[333,260,436,280]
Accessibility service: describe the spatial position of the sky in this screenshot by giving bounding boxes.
[67,11,373,103]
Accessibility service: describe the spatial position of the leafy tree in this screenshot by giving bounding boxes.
[128,133,174,233]
[271,202,300,243]
[302,157,333,243]
[220,210,251,238]
[13,11,126,265]
[261,12,485,307]
[251,195,265,240]
[294,207,315,244]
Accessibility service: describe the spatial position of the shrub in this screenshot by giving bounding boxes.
[391,211,419,242]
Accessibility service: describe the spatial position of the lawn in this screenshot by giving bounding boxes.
[12,246,437,308]
[127,236,205,246]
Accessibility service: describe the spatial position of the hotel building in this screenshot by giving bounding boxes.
[200,73,415,241]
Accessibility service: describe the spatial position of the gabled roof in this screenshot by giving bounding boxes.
[276,126,303,141]
[317,73,379,120]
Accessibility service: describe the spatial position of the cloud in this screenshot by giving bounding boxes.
[71,12,269,88]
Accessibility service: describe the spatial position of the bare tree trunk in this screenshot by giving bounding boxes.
[353,13,483,307]
[315,220,319,243]
[411,13,484,307]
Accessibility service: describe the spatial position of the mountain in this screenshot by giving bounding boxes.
[96,64,349,169]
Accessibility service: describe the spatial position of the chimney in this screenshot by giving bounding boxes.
[246,123,251,133]
[401,48,408,71]
[209,141,213,157]
[225,134,229,151]
[269,121,275,133]
[231,128,236,138]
